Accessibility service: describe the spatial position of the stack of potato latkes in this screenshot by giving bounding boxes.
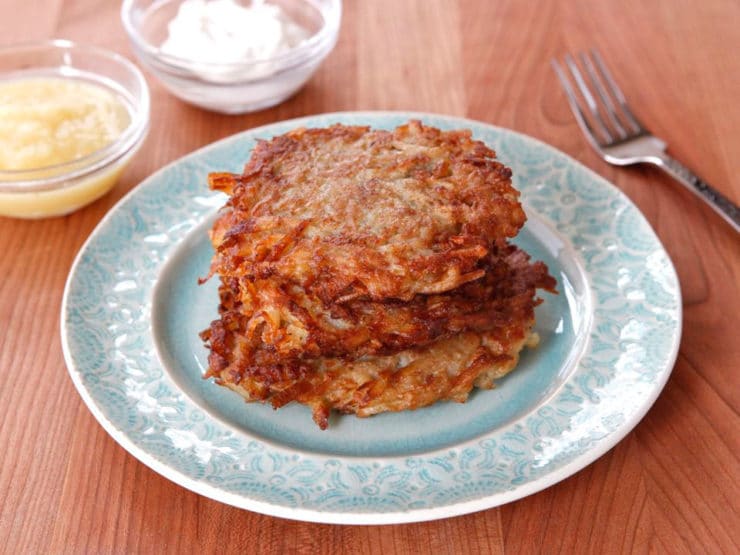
[200,121,556,428]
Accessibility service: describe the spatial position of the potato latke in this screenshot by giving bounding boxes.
[200,121,555,428]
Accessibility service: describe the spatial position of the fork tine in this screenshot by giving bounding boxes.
[590,49,645,134]
[563,53,614,144]
[579,52,627,139]
[551,58,606,149]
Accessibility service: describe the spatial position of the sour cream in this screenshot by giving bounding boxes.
[160,0,311,81]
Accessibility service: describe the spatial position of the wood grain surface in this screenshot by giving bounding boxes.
[1,0,738,553]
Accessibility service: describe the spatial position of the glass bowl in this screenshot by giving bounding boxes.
[121,0,341,114]
[0,40,150,219]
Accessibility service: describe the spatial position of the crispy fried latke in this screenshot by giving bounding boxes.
[200,121,556,428]
[200,243,555,429]
[206,120,527,302]
[205,241,555,364]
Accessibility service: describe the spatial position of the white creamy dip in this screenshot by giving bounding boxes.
[160,0,311,82]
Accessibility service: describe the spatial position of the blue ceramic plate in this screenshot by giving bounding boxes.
[61,112,681,524]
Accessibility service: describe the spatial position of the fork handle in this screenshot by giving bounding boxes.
[655,155,740,233]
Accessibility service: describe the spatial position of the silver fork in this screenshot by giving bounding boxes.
[552,50,739,233]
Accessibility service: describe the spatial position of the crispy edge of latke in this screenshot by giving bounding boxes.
[201,242,556,368]
[211,324,537,430]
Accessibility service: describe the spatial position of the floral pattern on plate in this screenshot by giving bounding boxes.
[62,112,681,524]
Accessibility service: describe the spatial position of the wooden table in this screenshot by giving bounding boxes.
[1,0,738,552]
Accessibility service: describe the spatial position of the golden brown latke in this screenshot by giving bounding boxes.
[200,121,555,428]
[206,120,526,302]
[205,241,555,364]
[200,243,555,429]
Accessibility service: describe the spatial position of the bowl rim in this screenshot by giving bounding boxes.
[0,39,150,193]
[120,0,342,71]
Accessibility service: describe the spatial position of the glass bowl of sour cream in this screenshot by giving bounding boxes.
[0,40,150,219]
[121,0,341,114]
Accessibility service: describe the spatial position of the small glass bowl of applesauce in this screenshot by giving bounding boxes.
[0,40,150,219]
